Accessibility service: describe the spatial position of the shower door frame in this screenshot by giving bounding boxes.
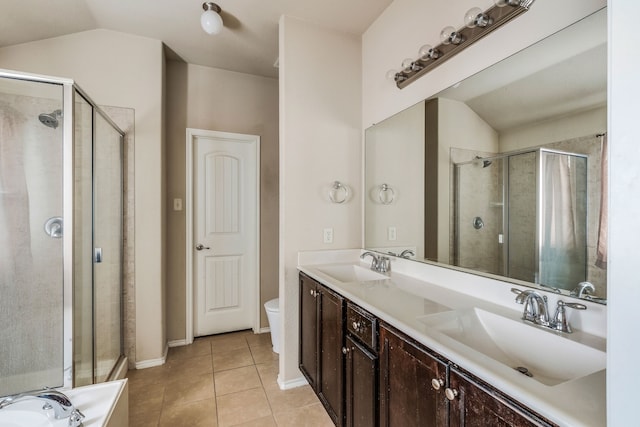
[0,69,126,390]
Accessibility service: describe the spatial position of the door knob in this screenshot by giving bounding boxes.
[195,244,210,251]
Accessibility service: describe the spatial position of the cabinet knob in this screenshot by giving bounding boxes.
[310,289,318,297]
[431,378,444,390]
[342,347,350,355]
[445,388,459,401]
[352,321,362,332]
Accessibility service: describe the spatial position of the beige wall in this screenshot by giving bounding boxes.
[279,16,362,384]
[165,62,279,340]
[0,29,166,364]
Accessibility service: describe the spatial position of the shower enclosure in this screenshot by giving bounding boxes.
[453,148,588,291]
[0,69,124,396]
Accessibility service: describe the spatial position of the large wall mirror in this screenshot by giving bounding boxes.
[365,8,607,304]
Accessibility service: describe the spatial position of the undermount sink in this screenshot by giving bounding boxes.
[315,264,388,283]
[418,308,606,386]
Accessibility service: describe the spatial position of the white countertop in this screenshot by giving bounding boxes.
[298,250,606,427]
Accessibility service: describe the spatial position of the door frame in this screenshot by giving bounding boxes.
[185,128,261,344]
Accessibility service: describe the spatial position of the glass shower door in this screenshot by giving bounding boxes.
[0,78,64,395]
[93,112,123,383]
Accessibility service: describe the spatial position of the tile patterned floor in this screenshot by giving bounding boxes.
[127,330,334,426]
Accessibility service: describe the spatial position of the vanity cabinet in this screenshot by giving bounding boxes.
[447,367,553,427]
[299,273,345,426]
[344,303,378,427]
[379,323,449,427]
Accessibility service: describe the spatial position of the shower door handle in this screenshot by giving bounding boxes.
[94,248,103,263]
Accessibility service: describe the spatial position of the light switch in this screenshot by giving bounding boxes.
[323,228,334,244]
[173,198,183,211]
[388,226,397,241]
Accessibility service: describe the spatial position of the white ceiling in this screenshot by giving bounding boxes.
[0,0,394,78]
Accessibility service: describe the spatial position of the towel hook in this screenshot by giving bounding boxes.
[379,183,395,205]
[329,181,349,204]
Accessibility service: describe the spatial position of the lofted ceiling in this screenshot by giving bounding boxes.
[0,0,394,78]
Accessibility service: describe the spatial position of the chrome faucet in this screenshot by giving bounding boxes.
[512,288,587,333]
[571,281,596,298]
[0,389,84,426]
[399,249,415,259]
[360,251,390,273]
[514,290,550,327]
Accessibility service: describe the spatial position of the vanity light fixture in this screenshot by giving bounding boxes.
[390,0,536,89]
[201,2,223,35]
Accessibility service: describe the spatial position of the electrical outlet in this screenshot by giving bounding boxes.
[323,228,334,244]
[173,198,183,211]
[388,226,397,241]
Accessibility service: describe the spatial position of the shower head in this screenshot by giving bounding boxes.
[474,156,492,168]
[38,109,62,129]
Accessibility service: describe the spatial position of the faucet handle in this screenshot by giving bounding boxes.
[552,300,587,333]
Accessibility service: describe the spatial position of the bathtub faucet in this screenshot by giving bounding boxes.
[0,389,85,426]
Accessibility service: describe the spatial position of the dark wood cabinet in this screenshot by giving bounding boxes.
[299,273,345,426]
[447,367,553,427]
[299,273,319,389]
[299,272,556,427]
[345,335,377,427]
[344,302,378,427]
[379,323,449,427]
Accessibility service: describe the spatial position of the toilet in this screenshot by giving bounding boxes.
[264,298,280,354]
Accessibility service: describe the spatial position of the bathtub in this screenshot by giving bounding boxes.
[0,379,128,427]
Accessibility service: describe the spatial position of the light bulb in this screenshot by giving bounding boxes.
[201,3,223,35]
[401,58,414,72]
[418,45,440,61]
[440,26,464,45]
[386,70,398,80]
[465,7,481,28]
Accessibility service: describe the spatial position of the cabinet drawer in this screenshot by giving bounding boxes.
[347,303,377,351]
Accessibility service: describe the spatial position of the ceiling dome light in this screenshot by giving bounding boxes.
[201,2,223,35]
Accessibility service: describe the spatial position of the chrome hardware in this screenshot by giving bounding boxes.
[444,388,458,401]
[342,347,350,355]
[514,289,587,333]
[515,290,550,327]
[431,378,444,390]
[399,249,415,259]
[472,216,484,230]
[378,183,396,205]
[195,243,210,251]
[329,181,350,204]
[552,300,587,333]
[44,216,63,238]
[572,281,596,298]
[0,389,83,426]
[309,289,318,297]
[360,251,391,274]
[352,321,363,333]
[94,247,103,263]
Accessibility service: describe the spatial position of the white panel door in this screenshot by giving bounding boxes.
[194,132,258,336]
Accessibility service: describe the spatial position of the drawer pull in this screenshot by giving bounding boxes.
[431,378,444,390]
[445,388,459,401]
[342,346,350,355]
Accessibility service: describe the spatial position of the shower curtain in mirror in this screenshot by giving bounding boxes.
[539,153,585,288]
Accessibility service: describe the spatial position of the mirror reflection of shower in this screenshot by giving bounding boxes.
[38,109,62,129]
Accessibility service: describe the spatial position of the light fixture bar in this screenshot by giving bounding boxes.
[396,2,533,89]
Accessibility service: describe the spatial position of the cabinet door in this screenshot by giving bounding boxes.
[318,286,345,426]
[448,368,554,427]
[299,274,319,389]
[379,324,448,427]
[345,335,377,427]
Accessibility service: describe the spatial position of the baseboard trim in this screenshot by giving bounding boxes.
[134,344,168,369]
[258,327,271,334]
[168,339,188,348]
[277,375,308,390]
